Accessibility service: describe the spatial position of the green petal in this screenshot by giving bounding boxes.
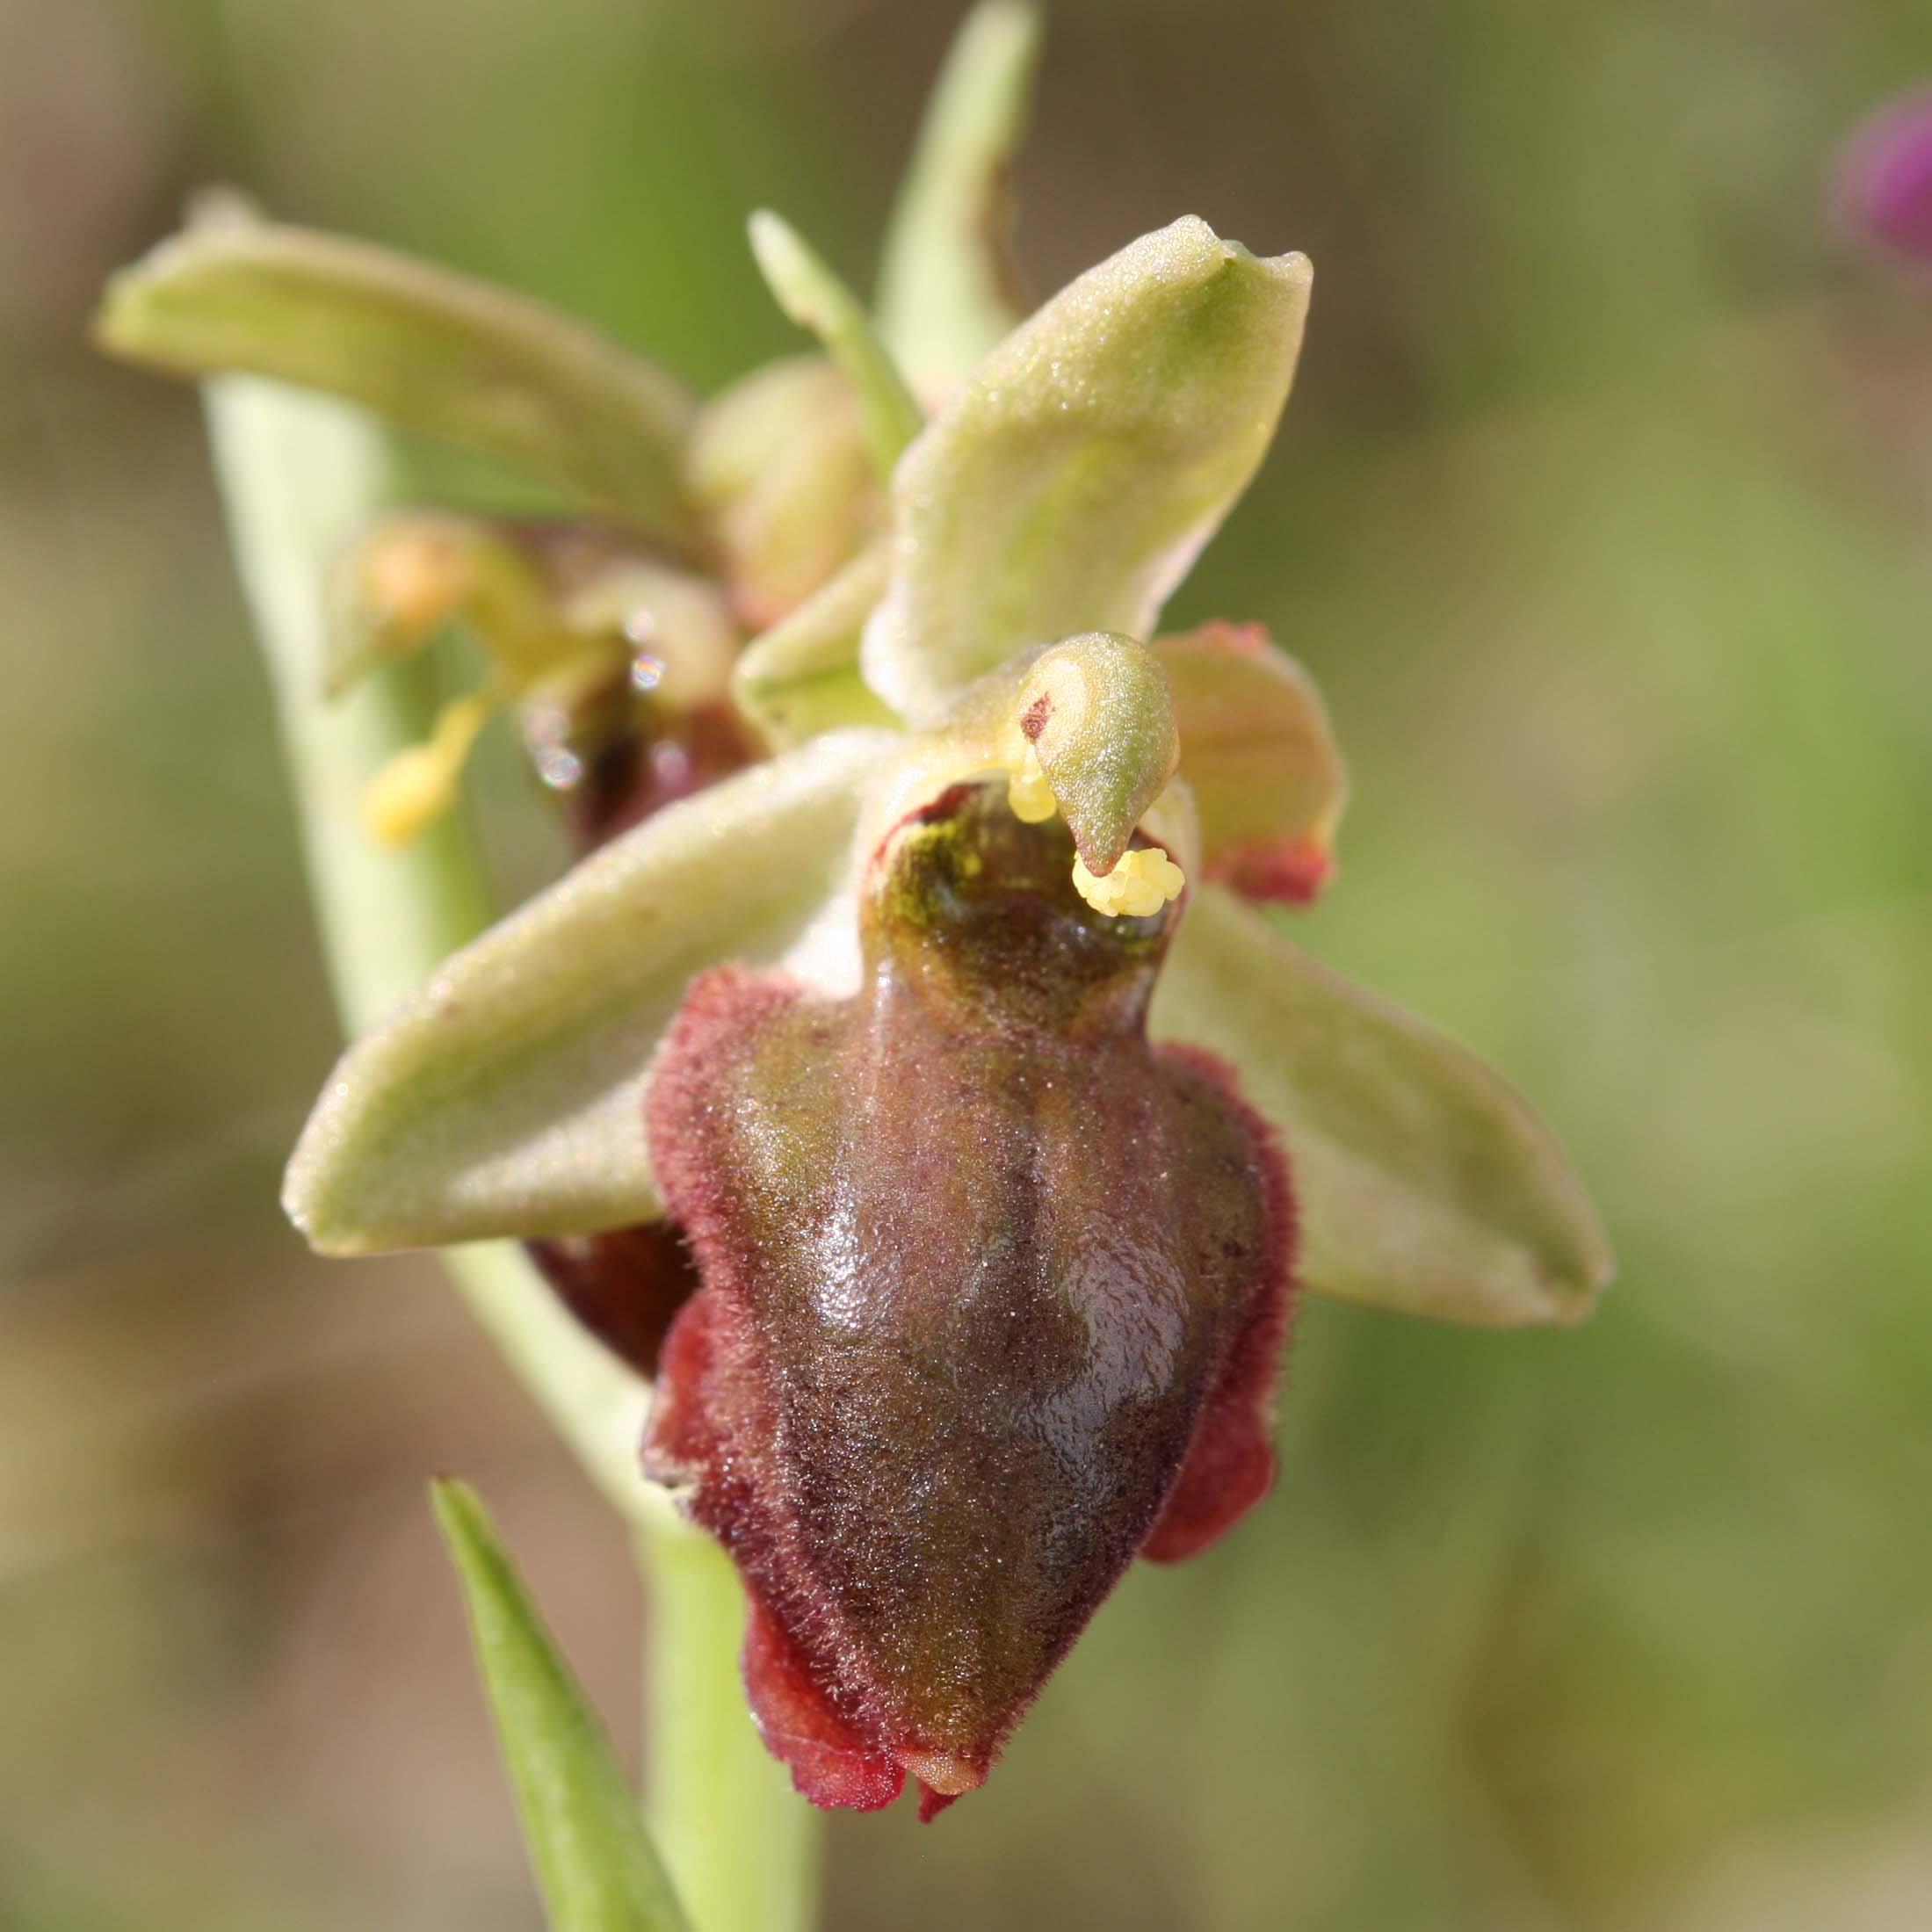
[1156,622,1348,901]
[876,0,1044,396]
[729,539,901,749]
[1151,886,1613,1327]
[285,728,892,1255]
[748,211,924,475]
[863,216,1312,720]
[97,213,695,539]
[431,1481,690,1932]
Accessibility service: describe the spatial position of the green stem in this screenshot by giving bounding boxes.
[637,1508,822,1932]
[207,372,655,1517]
[206,373,820,1928]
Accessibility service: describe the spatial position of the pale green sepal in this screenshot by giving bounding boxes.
[729,539,900,749]
[876,0,1044,396]
[431,1480,691,1932]
[98,216,696,539]
[1151,886,1613,1327]
[862,216,1313,720]
[285,728,894,1254]
[748,212,924,475]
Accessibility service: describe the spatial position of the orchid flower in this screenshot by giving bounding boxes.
[98,3,1609,1824]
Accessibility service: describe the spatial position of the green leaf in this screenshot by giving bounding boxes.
[730,539,901,748]
[748,212,924,475]
[285,728,893,1254]
[1150,886,1613,1327]
[431,1480,690,1932]
[98,214,695,539]
[877,0,1044,394]
[862,216,1313,720]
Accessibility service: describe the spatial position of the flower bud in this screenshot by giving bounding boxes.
[684,355,882,627]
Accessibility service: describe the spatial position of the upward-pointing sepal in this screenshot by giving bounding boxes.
[862,216,1313,720]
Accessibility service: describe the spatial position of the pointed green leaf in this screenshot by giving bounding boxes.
[98,216,695,539]
[1151,886,1613,1327]
[285,728,892,1254]
[730,539,901,749]
[748,212,924,475]
[877,0,1044,394]
[431,1480,690,1932]
[862,216,1313,720]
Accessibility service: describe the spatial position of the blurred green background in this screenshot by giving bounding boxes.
[5,0,1932,1926]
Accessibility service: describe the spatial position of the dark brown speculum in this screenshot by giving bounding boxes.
[643,783,1294,1816]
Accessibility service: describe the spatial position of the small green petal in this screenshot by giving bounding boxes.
[97,211,695,539]
[1151,886,1613,1327]
[748,211,924,476]
[1156,622,1348,901]
[285,728,893,1255]
[876,0,1044,396]
[729,539,901,749]
[863,216,1313,720]
[431,1480,690,1932]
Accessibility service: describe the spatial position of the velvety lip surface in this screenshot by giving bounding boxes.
[643,785,1294,1815]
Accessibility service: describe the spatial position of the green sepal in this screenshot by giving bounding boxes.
[284,728,893,1254]
[431,1480,690,1932]
[862,215,1313,720]
[877,1,1044,395]
[1151,885,1613,1327]
[97,211,695,540]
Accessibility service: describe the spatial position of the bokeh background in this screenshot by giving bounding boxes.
[5,0,1932,1926]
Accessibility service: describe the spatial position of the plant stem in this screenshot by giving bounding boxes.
[207,373,656,1516]
[206,374,820,1928]
[637,1507,822,1932]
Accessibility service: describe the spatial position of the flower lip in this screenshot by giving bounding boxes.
[865,780,1177,1038]
[641,779,1296,1816]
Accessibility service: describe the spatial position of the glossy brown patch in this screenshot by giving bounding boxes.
[643,785,1294,1813]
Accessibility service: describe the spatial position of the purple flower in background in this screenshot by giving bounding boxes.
[1837,89,1932,267]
